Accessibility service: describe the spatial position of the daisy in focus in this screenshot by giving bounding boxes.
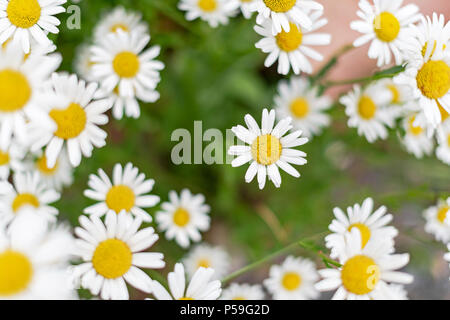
[401,112,434,159]
[436,119,450,165]
[0,140,25,180]
[183,244,230,280]
[255,11,331,75]
[228,109,309,189]
[156,189,210,248]
[221,283,265,300]
[84,163,160,223]
[178,0,239,28]
[423,198,450,243]
[316,228,413,300]
[274,77,331,138]
[325,197,398,259]
[150,263,222,300]
[350,0,421,67]
[72,212,165,300]
[239,0,256,19]
[0,0,66,53]
[264,256,319,300]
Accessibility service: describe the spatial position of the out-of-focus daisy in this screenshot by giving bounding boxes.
[74,44,96,82]
[255,11,331,75]
[72,212,165,300]
[28,73,111,168]
[340,84,396,143]
[444,244,450,279]
[178,0,239,28]
[228,109,308,189]
[183,244,230,280]
[274,77,331,138]
[221,283,265,300]
[84,163,160,223]
[401,112,434,159]
[0,140,25,180]
[239,0,256,19]
[316,228,413,300]
[0,0,66,53]
[424,198,450,243]
[350,0,421,67]
[150,263,222,300]
[379,79,412,122]
[0,209,75,300]
[436,119,450,165]
[0,171,59,223]
[252,0,323,35]
[90,30,163,119]
[325,197,398,259]
[156,189,210,248]
[264,256,319,300]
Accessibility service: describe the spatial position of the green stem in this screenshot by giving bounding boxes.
[310,44,354,85]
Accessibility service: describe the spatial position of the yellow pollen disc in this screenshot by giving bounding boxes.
[263,0,296,13]
[179,297,194,300]
[110,23,129,33]
[0,69,32,113]
[12,193,39,213]
[6,0,41,29]
[358,95,377,120]
[437,206,449,224]
[113,51,140,78]
[290,97,309,118]
[373,12,400,42]
[0,250,33,296]
[408,116,423,136]
[173,208,190,227]
[198,0,217,12]
[281,272,302,291]
[36,156,58,175]
[233,297,246,300]
[105,185,135,213]
[50,103,87,140]
[348,223,371,248]
[341,255,380,295]
[241,0,252,2]
[276,23,303,52]
[387,85,400,104]
[197,259,211,269]
[0,150,10,166]
[251,134,282,166]
[92,239,132,279]
[438,101,450,121]
[416,60,450,100]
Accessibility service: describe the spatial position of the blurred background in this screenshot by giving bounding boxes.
[57,0,450,299]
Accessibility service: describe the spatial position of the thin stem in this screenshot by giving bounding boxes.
[310,44,354,84]
[254,203,289,244]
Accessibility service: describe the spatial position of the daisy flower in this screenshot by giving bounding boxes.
[423,198,450,243]
[401,112,434,159]
[0,139,25,180]
[28,73,112,168]
[325,197,398,259]
[72,212,165,300]
[150,263,222,300]
[350,0,421,67]
[228,109,309,189]
[156,189,210,248]
[239,0,256,19]
[0,0,66,54]
[436,119,450,165]
[444,244,450,279]
[183,244,230,280]
[316,228,413,300]
[274,77,331,138]
[84,163,160,223]
[255,10,331,75]
[74,44,96,82]
[252,0,323,35]
[90,30,164,119]
[178,0,239,28]
[340,84,397,143]
[0,41,60,149]
[0,209,76,300]
[379,79,413,122]
[0,171,59,223]
[221,283,265,300]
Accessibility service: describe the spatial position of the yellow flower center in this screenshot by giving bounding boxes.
[105,185,135,214]
[197,0,217,12]
[408,116,423,136]
[276,23,303,52]
[110,23,129,33]
[263,0,296,13]
[0,150,10,166]
[387,85,400,103]
[233,296,246,300]
[438,101,449,121]
[0,69,32,113]
[437,206,449,224]
[341,255,380,295]
[173,208,190,227]
[12,193,39,213]
[6,0,41,29]
[36,155,58,175]
[373,12,400,42]
[358,95,377,120]
[92,239,132,279]
[281,272,302,291]
[113,51,140,78]
[179,297,194,300]
[197,258,211,269]
[290,97,309,118]
[50,103,87,140]
[416,60,450,100]
[251,134,282,166]
[348,223,371,248]
[0,250,33,296]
